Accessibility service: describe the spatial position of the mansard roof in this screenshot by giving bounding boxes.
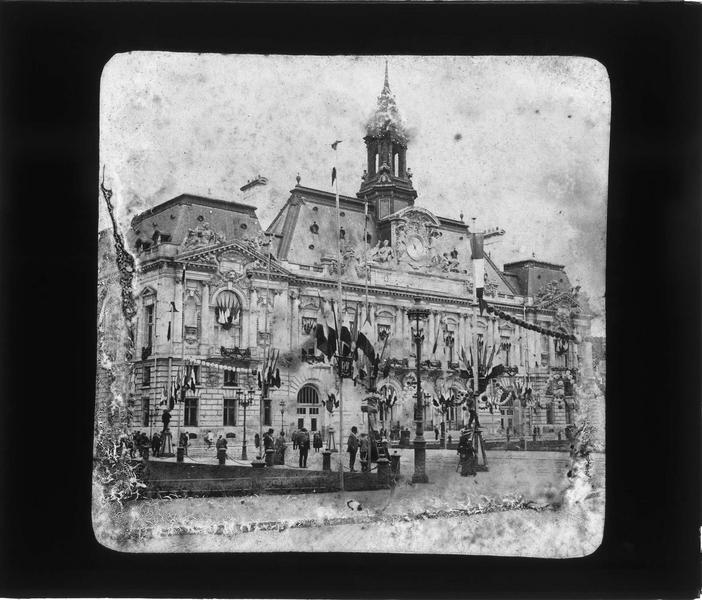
[127,192,264,253]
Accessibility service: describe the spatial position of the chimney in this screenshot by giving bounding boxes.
[240,175,269,207]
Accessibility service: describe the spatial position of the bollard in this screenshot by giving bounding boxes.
[217,448,226,465]
[376,458,390,486]
[265,448,275,467]
[176,447,184,463]
[322,450,331,472]
[390,451,401,480]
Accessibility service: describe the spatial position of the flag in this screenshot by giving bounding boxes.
[356,305,376,365]
[486,347,505,381]
[331,140,343,150]
[471,232,485,314]
[181,264,186,284]
[167,321,171,341]
[325,300,338,360]
[331,167,337,186]
[340,325,352,357]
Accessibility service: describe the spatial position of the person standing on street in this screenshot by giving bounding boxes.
[457,427,477,477]
[274,431,287,465]
[359,433,370,472]
[298,427,310,468]
[347,426,359,472]
[313,431,323,452]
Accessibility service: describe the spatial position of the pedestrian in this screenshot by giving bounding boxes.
[215,435,227,450]
[291,429,299,450]
[457,427,477,477]
[254,432,260,451]
[557,429,562,441]
[298,427,310,468]
[274,431,287,465]
[151,431,161,457]
[532,426,537,443]
[313,430,323,452]
[263,428,274,451]
[347,426,359,472]
[359,433,370,472]
[204,430,213,450]
[434,425,439,441]
[180,431,189,455]
[506,428,511,450]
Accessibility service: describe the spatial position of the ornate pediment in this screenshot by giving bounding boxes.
[180,240,291,279]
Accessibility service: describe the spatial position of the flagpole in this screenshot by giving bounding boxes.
[333,141,345,492]
[177,263,186,451]
[153,275,160,442]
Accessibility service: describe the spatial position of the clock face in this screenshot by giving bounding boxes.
[406,234,426,260]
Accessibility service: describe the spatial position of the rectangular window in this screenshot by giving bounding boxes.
[223,398,237,426]
[145,304,154,348]
[184,397,198,427]
[223,370,238,387]
[308,407,319,415]
[142,397,150,427]
[143,365,151,387]
[297,407,306,414]
[263,399,271,426]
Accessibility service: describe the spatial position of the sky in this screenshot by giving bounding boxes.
[99,53,609,335]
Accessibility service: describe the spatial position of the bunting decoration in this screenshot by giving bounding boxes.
[479,296,580,342]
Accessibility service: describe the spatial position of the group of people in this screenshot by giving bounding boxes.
[346,426,390,472]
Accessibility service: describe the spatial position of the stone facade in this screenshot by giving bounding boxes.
[97,69,595,446]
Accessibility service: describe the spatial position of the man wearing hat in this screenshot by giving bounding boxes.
[457,426,476,477]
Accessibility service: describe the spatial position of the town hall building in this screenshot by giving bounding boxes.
[97,67,595,449]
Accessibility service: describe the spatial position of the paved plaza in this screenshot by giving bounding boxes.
[106,447,604,556]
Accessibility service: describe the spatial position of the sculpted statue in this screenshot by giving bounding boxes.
[375,240,394,263]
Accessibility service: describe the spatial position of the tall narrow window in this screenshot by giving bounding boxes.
[223,398,237,426]
[142,365,151,387]
[184,397,198,426]
[145,304,154,348]
[142,397,150,427]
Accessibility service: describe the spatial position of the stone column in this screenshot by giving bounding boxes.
[394,306,402,343]
[290,292,300,353]
[249,289,259,348]
[514,327,522,367]
[174,277,184,357]
[425,310,434,358]
[199,283,210,356]
[582,340,594,378]
[548,335,556,367]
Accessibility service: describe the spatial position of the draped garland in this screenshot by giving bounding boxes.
[480,297,580,342]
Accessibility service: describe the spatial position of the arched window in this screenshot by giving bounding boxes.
[297,385,319,405]
[216,290,241,328]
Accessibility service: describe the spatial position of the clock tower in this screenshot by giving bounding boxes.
[357,62,418,220]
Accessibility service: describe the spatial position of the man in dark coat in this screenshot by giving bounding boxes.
[457,428,476,477]
[347,426,359,472]
[263,428,275,451]
[297,428,310,468]
[151,432,161,457]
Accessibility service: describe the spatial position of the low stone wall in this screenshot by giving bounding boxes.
[142,460,391,497]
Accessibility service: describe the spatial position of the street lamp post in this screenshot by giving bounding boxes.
[238,388,254,460]
[279,399,287,433]
[407,297,430,484]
